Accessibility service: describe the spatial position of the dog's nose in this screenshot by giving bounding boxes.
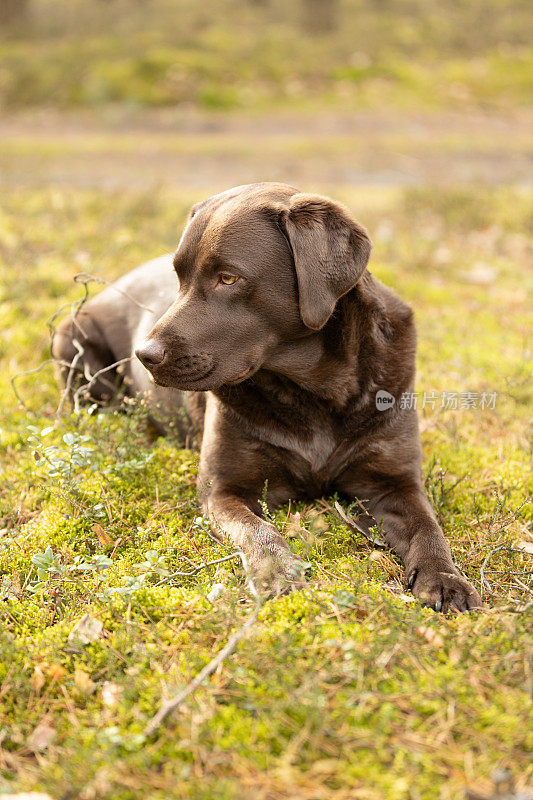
[135,340,166,368]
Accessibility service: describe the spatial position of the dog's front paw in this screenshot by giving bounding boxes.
[407,564,482,613]
[247,527,310,597]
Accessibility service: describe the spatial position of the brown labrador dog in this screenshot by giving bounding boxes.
[54,182,481,611]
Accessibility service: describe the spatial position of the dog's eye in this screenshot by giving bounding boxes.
[218,273,238,286]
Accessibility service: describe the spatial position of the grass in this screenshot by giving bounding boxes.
[1,0,532,112]
[0,178,531,798]
[1,5,531,793]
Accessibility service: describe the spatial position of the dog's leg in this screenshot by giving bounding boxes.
[197,395,307,594]
[361,487,481,612]
[205,492,306,594]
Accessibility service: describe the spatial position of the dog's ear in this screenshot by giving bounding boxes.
[279,194,372,330]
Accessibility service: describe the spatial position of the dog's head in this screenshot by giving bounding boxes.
[135,183,372,390]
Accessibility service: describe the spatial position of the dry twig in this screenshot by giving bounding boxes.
[12,271,144,417]
[153,552,243,586]
[480,546,532,594]
[334,500,387,548]
[144,552,262,737]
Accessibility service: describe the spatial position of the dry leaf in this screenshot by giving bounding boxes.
[308,511,328,534]
[334,501,387,548]
[67,614,103,648]
[30,665,46,694]
[46,663,66,683]
[417,625,445,647]
[285,512,302,538]
[206,583,226,603]
[515,540,533,555]
[383,581,416,602]
[74,668,96,697]
[1,574,19,600]
[27,721,56,752]
[397,593,416,603]
[92,523,114,547]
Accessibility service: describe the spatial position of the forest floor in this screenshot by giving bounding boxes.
[0,108,531,799]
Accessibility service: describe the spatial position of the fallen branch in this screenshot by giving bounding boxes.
[56,338,85,419]
[72,271,153,313]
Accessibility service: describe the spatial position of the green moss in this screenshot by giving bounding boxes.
[0,184,531,797]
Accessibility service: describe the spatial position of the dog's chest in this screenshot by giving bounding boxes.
[262,417,338,474]
[215,378,347,480]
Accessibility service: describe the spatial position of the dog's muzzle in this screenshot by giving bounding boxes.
[135,339,215,386]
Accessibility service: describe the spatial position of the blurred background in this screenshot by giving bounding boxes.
[0,0,531,190]
[0,0,531,418]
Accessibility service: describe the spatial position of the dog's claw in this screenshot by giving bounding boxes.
[408,570,418,590]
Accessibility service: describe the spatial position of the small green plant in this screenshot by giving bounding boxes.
[133,549,169,579]
[29,545,112,594]
[27,425,96,485]
[97,726,146,752]
[259,479,276,524]
[98,550,170,601]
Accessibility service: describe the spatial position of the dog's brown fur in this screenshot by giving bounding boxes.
[54,182,481,611]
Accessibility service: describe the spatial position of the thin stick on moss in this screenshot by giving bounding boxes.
[480,545,532,595]
[144,552,261,738]
[153,551,243,586]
